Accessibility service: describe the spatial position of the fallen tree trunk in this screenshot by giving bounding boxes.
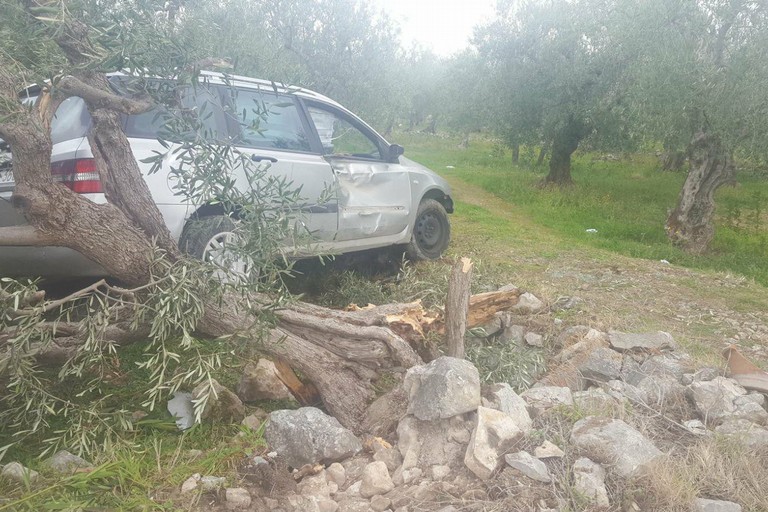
[2,282,523,432]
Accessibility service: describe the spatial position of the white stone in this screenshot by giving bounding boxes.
[318,499,340,512]
[570,417,662,478]
[47,450,91,474]
[522,386,574,416]
[481,383,533,433]
[1,462,39,484]
[464,406,525,480]
[370,495,392,512]
[573,388,621,412]
[524,332,545,347]
[431,465,451,481]
[397,415,472,469]
[192,379,245,423]
[689,377,749,426]
[715,419,768,450]
[608,330,677,351]
[225,487,251,509]
[326,462,346,487]
[180,473,201,494]
[504,451,551,483]
[572,458,609,508]
[241,413,264,431]
[360,461,394,498]
[500,324,525,345]
[265,407,362,468]
[534,440,564,459]
[693,498,742,512]
[511,292,545,314]
[403,356,481,421]
[200,475,226,491]
[684,419,709,436]
[299,470,332,498]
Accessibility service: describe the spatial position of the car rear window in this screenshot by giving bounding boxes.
[51,96,91,145]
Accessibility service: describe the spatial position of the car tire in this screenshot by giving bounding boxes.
[406,199,451,260]
[179,215,250,277]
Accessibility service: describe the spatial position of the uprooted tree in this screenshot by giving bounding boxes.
[0,0,520,456]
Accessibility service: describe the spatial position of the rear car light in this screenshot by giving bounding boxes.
[51,158,102,193]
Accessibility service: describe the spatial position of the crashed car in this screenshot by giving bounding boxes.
[0,72,453,277]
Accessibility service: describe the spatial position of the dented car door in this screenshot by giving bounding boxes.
[305,103,411,241]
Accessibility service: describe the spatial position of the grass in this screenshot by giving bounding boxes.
[394,133,768,286]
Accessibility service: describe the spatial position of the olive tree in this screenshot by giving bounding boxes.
[474,0,632,184]
[0,0,423,455]
[620,0,768,253]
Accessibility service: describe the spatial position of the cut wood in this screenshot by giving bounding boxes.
[445,257,473,358]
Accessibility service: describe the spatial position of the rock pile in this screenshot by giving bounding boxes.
[237,317,765,511]
[159,303,767,511]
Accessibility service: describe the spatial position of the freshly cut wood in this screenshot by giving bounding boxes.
[273,359,321,405]
[445,257,473,358]
[466,288,523,328]
[340,286,522,342]
[723,346,768,393]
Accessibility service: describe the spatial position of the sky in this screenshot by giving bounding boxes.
[371,0,497,57]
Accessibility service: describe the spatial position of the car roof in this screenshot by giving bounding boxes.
[197,71,343,107]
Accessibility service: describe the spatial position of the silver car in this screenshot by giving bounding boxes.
[0,72,453,277]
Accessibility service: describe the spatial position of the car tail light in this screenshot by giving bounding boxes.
[51,158,103,193]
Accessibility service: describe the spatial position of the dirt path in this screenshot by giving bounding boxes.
[444,175,768,366]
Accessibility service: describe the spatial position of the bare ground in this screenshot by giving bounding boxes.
[443,176,768,368]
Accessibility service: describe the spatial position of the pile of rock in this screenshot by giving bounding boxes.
[224,319,764,511]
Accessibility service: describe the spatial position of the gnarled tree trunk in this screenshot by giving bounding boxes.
[544,116,591,185]
[665,131,735,254]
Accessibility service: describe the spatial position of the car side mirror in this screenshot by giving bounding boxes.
[388,144,404,162]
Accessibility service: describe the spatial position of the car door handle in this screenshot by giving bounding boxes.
[251,155,278,163]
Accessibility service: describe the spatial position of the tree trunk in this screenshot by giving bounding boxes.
[445,257,473,359]
[665,131,735,254]
[511,144,520,164]
[536,143,549,167]
[544,116,590,185]
[660,150,686,172]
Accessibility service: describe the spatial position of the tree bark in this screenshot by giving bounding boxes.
[660,150,686,172]
[665,131,735,254]
[445,257,473,358]
[544,116,590,185]
[536,143,549,167]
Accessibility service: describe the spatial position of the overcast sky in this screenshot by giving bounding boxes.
[371,0,497,56]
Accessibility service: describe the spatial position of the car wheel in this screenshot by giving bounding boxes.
[406,199,451,260]
[179,215,250,279]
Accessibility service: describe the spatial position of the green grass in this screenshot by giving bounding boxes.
[394,133,768,286]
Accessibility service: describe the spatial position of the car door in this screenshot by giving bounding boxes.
[223,85,339,243]
[303,101,412,242]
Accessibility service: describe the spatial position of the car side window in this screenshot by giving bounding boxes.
[224,88,311,152]
[306,105,382,160]
[121,81,228,142]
